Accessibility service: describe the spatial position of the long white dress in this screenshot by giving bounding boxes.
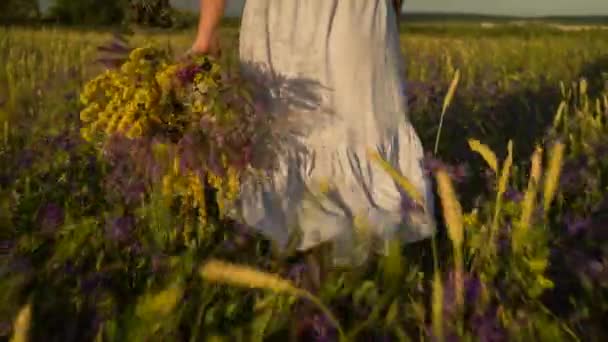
[231,0,436,266]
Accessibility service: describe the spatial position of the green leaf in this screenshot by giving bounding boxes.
[135,281,184,321]
[385,300,400,326]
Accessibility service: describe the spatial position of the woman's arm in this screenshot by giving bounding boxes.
[191,0,226,54]
[392,0,402,26]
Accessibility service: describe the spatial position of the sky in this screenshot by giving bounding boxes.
[38,0,608,17]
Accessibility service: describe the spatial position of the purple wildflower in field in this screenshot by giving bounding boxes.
[52,134,77,151]
[123,182,146,204]
[17,149,34,169]
[563,215,592,235]
[0,239,14,254]
[504,188,524,203]
[497,223,513,253]
[64,262,77,275]
[423,154,468,183]
[442,270,482,317]
[287,262,308,285]
[105,215,135,244]
[559,155,588,191]
[0,321,10,336]
[37,203,64,234]
[298,313,338,342]
[80,273,107,294]
[587,260,606,281]
[221,240,237,252]
[486,82,499,96]
[9,257,32,274]
[470,308,507,342]
[129,241,143,255]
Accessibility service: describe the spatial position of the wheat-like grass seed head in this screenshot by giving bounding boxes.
[431,272,444,341]
[519,146,543,228]
[497,140,514,196]
[200,259,297,294]
[367,150,424,207]
[10,302,32,342]
[468,139,499,174]
[543,141,565,213]
[435,169,463,247]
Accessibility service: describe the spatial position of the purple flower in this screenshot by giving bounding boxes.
[452,164,468,182]
[37,203,65,234]
[423,154,468,183]
[587,260,605,280]
[442,270,482,317]
[221,240,237,252]
[298,313,338,342]
[129,241,143,255]
[64,262,77,275]
[504,188,523,203]
[81,273,107,294]
[105,216,135,244]
[123,182,146,204]
[0,321,10,336]
[563,215,592,236]
[17,149,34,169]
[53,134,76,151]
[470,308,507,342]
[287,262,308,285]
[176,64,203,85]
[9,257,32,274]
[0,240,14,254]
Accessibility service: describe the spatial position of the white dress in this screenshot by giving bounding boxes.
[231,0,436,266]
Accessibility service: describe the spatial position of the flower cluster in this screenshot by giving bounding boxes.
[79,46,272,222]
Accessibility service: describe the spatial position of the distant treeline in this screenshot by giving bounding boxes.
[1,1,606,29]
[0,0,199,28]
[399,12,608,25]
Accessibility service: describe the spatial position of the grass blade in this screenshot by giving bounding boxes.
[434,69,461,155]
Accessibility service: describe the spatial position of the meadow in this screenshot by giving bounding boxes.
[1,22,608,341]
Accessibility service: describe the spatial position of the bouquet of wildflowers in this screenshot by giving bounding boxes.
[80,45,272,223]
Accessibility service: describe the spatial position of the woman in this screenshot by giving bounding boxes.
[191,0,435,269]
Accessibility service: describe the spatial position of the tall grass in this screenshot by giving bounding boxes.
[1,23,608,340]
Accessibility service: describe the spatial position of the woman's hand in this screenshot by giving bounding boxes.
[187,0,226,58]
[190,31,221,57]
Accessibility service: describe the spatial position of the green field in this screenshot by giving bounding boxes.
[1,22,608,341]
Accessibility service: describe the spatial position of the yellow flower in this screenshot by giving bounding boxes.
[126,121,144,139]
[162,174,174,197]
